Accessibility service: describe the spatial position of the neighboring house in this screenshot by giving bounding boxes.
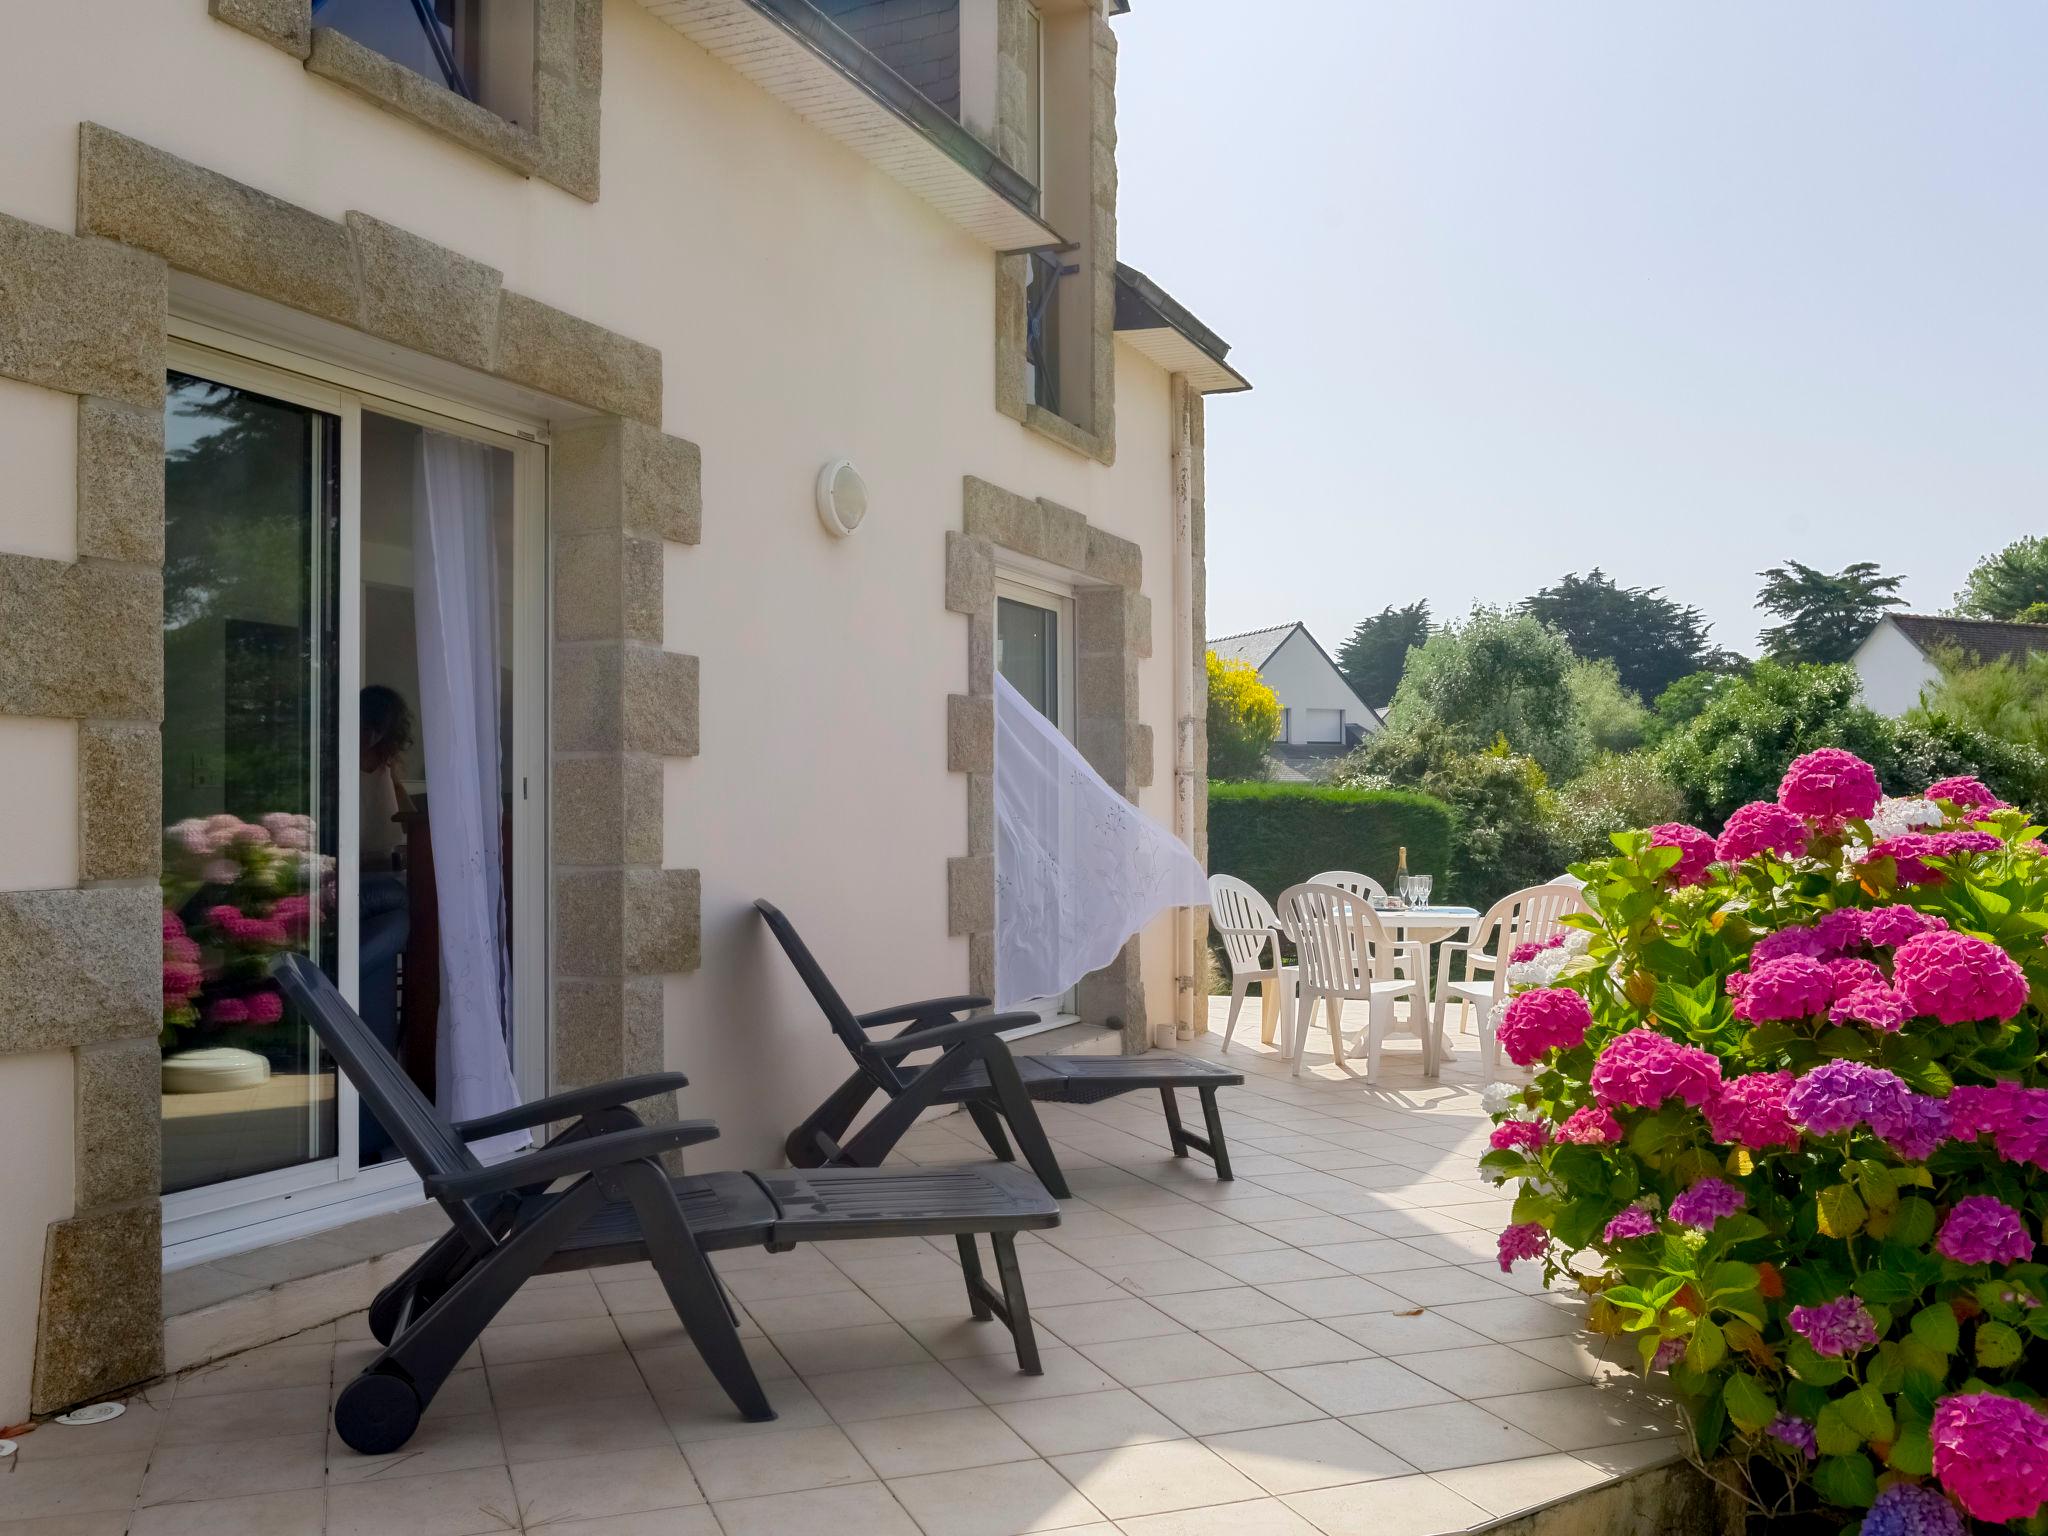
[0,0,1249,1419]
[1851,614,2048,717]
[1209,622,1380,774]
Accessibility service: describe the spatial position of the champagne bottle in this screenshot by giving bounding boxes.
[1396,847,1408,880]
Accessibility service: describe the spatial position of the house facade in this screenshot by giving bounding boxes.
[1208,622,1377,775]
[1851,613,2048,717]
[0,0,1247,1420]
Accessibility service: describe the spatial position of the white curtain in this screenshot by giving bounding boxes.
[994,673,1210,1011]
[413,430,521,1130]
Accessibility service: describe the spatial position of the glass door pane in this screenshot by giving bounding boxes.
[160,372,341,1195]
[997,595,1060,725]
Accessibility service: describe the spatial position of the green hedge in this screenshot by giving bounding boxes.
[1208,783,1456,904]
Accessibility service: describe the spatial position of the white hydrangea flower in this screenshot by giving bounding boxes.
[1562,929,1592,956]
[1869,797,1941,840]
[1481,1082,1520,1116]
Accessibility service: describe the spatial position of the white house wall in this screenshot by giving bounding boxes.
[1260,630,1372,745]
[1852,622,1940,719]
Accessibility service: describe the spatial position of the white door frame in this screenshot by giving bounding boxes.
[160,325,550,1265]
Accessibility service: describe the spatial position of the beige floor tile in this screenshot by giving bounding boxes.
[1298,1241,1444,1277]
[745,1289,894,1336]
[127,1488,325,1536]
[1036,1299,1185,1346]
[1265,1359,1454,1417]
[523,1508,720,1536]
[1159,1226,1289,1260]
[712,1480,921,1536]
[630,1336,791,1394]
[1412,1296,1584,1344]
[485,1350,651,1409]
[1205,1321,1375,1372]
[1097,1258,1242,1295]
[510,1444,705,1525]
[1117,1201,1239,1234]
[841,1406,1036,1478]
[991,1389,1181,1457]
[1320,1310,1488,1357]
[1428,1452,1609,1518]
[1050,1438,1262,1519]
[489,1285,611,1328]
[138,1430,326,1507]
[1113,1497,1322,1536]
[175,1341,333,1399]
[944,1346,1119,1404]
[498,1391,676,1463]
[1381,1342,1580,1399]
[720,1257,858,1302]
[1338,1400,1564,1474]
[1077,1334,1256,1388]
[327,1464,519,1535]
[478,1315,625,1366]
[807,1362,980,1422]
[1149,1287,1302,1332]
[1365,1267,1522,1307]
[327,1410,507,1484]
[773,1322,933,1377]
[1205,1250,1346,1286]
[7,1399,168,1463]
[1203,1418,1414,1495]
[862,1281,987,1325]
[1570,1436,1684,1475]
[1507,1334,1629,1382]
[680,1424,871,1501]
[1136,1374,1324,1437]
[1005,1270,1127,1308]
[1045,1234,1187,1269]
[903,1316,1038,1360]
[1468,1384,1678,1453]
[658,1374,832,1444]
[1255,1278,1407,1319]
[596,1279,690,1316]
[1249,1218,1385,1248]
[159,1384,329,1447]
[1281,1471,1492,1536]
[830,1252,970,1289]
[0,1451,150,1521]
[887,1458,1104,1536]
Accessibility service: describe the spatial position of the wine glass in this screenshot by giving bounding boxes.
[1413,874,1433,908]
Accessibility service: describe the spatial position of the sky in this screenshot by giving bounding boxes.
[1113,3,2048,664]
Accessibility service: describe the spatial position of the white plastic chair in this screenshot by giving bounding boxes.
[1277,883,1423,1080]
[1207,874,1295,1053]
[1432,883,1591,1071]
[1309,869,1426,989]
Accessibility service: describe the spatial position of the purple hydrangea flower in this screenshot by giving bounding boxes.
[1862,1483,1965,1536]
[1603,1205,1659,1243]
[1766,1413,1817,1461]
[1787,1296,1879,1357]
[1785,1059,1909,1137]
[1667,1178,1746,1230]
[1936,1196,2036,1266]
[1871,1092,1951,1161]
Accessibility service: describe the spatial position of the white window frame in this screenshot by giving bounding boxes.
[160,320,551,1267]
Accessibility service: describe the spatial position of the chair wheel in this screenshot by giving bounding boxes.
[366,1293,403,1346]
[334,1371,422,1455]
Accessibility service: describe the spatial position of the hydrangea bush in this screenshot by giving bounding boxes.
[1481,754,2048,1531]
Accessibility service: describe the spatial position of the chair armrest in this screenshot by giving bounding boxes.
[424,1119,721,1201]
[451,1074,692,1140]
[856,996,990,1031]
[868,1012,1042,1058]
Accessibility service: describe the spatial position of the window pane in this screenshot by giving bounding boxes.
[997,596,1059,725]
[161,372,341,1195]
[311,0,535,122]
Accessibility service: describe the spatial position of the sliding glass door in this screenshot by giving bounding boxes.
[160,336,547,1256]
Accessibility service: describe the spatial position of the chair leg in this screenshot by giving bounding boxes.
[1160,1086,1189,1158]
[1419,992,1439,1079]
[966,1101,1016,1163]
[1200,1087,1234,1181]
[956,1234,994,1320]
[1366,996,1388,1082]
[609,1160,775,1423]
[1328,996,1349,1073]
[991,1234,1042,1374]
[978,1047,1071,1200]
[1290,987,1315,1077]
[1221,978,1249,1052]
[1479,998,1499,1074]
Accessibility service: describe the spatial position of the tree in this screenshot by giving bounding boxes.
[1565,658,1648,755]
[1644,669,1738,746]
[1521,569,1721,701]
[1952,536,2048,621]
[1382,608,1590,781]
[1756,560,1905,665]
[1336,602,1430,709]
[1206,650,1281,781]
[1912,650,2048,765]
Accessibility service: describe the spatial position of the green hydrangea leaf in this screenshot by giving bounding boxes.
[1976,1319,2024,1370]
[1888,1197,1938,1250]
[1888,1425,1934,1476]
[1813,1453,1879,1509]
[1786,1337,1848,1386]
[1851,1270,1918,1306]
[1723,1371,1777,1433]
[1909,1304,1959,1357]
[1815,1402,1863,1456]
[1688,1318,1726,1372]
[1818,1184,1867,1240]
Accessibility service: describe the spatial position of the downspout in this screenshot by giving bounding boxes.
[1165,373,1200,1045]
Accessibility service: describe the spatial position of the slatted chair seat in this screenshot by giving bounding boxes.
[272,954,1059,1460]
[757,900,1244,1195]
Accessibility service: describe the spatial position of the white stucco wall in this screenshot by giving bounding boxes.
[0,0,1196,1366]
[1260,630,1373,745]
[1852,622,1940,719]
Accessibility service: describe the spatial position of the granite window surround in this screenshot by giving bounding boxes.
[944,474,1152,1049]
[0,122,698,1412]
[207,0,603,201]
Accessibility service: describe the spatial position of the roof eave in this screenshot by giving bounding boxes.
[1114,261,1250,393]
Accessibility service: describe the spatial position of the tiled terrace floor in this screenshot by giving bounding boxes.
[1,999,1681,1536]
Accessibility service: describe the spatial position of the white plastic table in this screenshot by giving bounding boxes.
[1256,905,1481,1056]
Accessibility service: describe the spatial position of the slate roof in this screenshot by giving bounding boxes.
[1206,623,1298,670]
[1884,614,2048,665]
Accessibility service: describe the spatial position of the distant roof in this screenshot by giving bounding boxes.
[1207,623,1298,670]
[1882,613,2048,665]
[1114,262,1250,394]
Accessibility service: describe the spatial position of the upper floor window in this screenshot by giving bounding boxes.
[313,0,536,125]
[1021,3,1044,191]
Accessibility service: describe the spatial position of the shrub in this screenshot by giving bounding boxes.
[1549,750,1687,863]
[1207,782,1453,905]
[1567,657,1649,755]
[1383,607,1592,781]
[1481,748,2048,1529]
[1207,650,1281,781]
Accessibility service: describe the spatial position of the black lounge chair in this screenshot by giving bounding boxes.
[272,954,1059,1457]
[754,900,1245,1201]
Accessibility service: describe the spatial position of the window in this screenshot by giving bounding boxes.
[1278,707,1291,743]
[160,336,547,1250]
[1021,3,1044,192]
[1305,709,1345,744]
[313,0,536,125]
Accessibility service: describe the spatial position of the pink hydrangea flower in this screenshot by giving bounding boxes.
[1750,924,1832,966]
[1778,748,1883,823]
[203,858,240,884]
[1557,1105,1622,1144]
[162,962,203,1002]
[1864,905,1948,947]
[1927,776,2009,811]
[1495,987,1594,1067]
[1932,1393,2048,1524]
[1509,933,1566,965]
[1716,802,1811,863]
[1866,833,1945,885]
[243,990,285,1027]
[1703,1072,1799,1150]
[1814,907,1868,952]
[1668,1178,1746,1229]
[1733,956,1834,1022]
[1936,1196,2035,1266]
[1590,1028,1723,1109]
[1785,1059,1909,1136]
[162,909,186,941]
[1829,985,1910,1031]
[1823,956,1885,1000]
[1948,1083,2048,1170]
[1893,930,2030,1024]
[206,996,251,1025]
[1603,1205,1658,1242]
[1489,1120,1549,1155]
[1648,823,1716,886]
[1787,1296,1878,1357]
[1496,1222,1548,1272]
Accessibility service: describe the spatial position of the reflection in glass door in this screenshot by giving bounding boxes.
[996,578,1077,1022]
